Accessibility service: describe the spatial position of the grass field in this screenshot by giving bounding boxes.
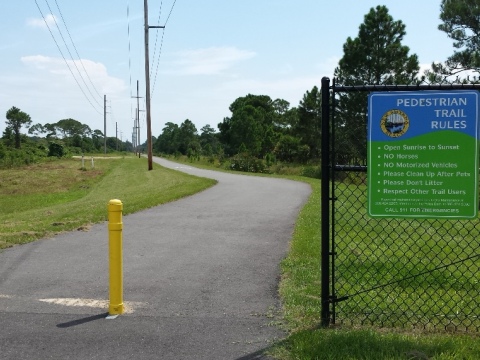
[331,182,479,332]
[271,176,480,359]
[0,156,216,249]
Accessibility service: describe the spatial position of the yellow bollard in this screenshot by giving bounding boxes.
[108,199,124,315]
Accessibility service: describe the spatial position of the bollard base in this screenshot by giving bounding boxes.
[109,303,124,316]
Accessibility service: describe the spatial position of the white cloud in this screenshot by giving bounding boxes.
[26,14,57,29]
[20,55,127,96]
[1,55,129,133]
[169,46,256,75]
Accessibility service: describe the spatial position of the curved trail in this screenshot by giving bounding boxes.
[0,157,311,360]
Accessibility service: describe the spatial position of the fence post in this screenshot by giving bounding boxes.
[320,77,331,327]
[108,199,124,315]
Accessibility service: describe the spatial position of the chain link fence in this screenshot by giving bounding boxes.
[321,79,480,332]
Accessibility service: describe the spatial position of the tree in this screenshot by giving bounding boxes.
[178,119,198,155]
[5,106,32,149]
[48,142,64,157]
[436,0,480,77]
[334,5,419,163]
[294,86,322,158]
[221,105,264,156]
[274,134,310,163]
[154,122,180,154]
[92,129,104,150]
[272,99,290,129]
[28,123,46,137]
[199,124,220,155]
[2,127,14,148]
[54,118,91,139]
[335,6,419,86]
[218,94,281,157]
[106,137,118,151]
[43,123,58,138]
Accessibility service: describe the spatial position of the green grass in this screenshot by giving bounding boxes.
[277,177,321,331]
[159,153,319,177]
[271,328,480,360]
[273,177,479,359]
[0,156,216,249]
[331,183,479,331]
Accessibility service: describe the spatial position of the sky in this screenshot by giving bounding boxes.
[0,1,456,144]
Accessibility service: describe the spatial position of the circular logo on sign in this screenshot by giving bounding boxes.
[380,109,409,137]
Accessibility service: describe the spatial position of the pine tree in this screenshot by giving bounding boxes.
[436,0,480,77]
[334,5,419,163]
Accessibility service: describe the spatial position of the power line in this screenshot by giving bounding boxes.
[109,100,116,130]
[151,0,177,95]
[126,0,133,98]
[150,0,165,95]
[126,0,135,150]
[34,0,103,116]
[151,31,165,96]
[53,0,104,99]
[150,0,164,80]
[163,0,177,26]
[43,0,103,109]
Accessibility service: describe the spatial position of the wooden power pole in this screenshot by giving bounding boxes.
[144,0,164,170]
[132,80,142,157]
[104,94,107,154]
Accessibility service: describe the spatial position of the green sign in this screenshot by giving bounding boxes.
[368,91,479,219]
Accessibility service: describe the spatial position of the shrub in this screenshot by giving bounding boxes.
[48,142,64,158]
[229,153,269,173]
[301,165,321,179]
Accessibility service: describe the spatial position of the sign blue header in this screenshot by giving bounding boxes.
[368,91,479,142]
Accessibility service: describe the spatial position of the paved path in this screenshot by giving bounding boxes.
[0,157,311,360]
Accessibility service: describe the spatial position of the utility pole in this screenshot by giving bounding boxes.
[132,80,143,157]
[132,129,136,152]
[134,108,138,155]
[144,0,165,170]
[136,82,141,158]
[104,95,107,154]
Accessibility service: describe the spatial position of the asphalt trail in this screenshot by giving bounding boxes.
[0,157,311,360]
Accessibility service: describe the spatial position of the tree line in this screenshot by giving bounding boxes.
[154,90,320,164]
[1,109,131,168]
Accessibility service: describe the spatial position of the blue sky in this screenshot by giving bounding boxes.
[1,1,454,143]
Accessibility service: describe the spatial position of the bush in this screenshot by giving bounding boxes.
[0,147,44,168]
[274,136,311,163]
[0,142,5,160]
[269,163,304,176]
[301,165,321,179]
[265,152,276,167]
[48,142,64,158]
[229,153,269,173]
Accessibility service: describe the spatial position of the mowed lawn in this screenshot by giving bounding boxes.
[0,156,216,249]
[274,178,480,360]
